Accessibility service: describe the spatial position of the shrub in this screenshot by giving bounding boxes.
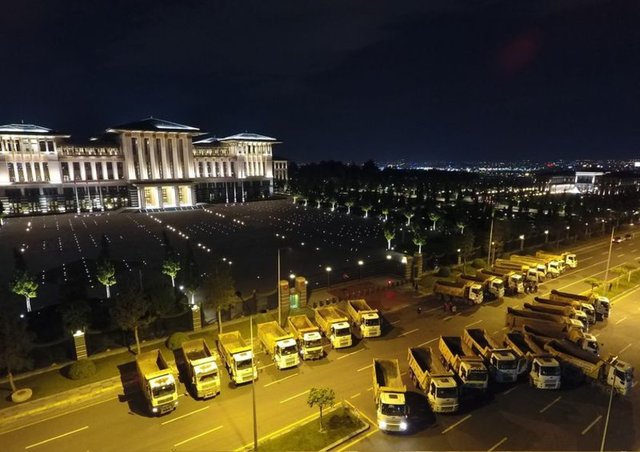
[472,258,487,269]
[67,359,97,380]
[166,332,189,351]
[437,266,451,277]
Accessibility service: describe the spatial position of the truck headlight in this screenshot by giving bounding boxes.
[378,420,387,429]
[400,421,408,431]
[152,407,158,413]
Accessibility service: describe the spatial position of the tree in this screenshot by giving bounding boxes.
[111,286,154,354]
[96,259,116,299]
[329,197,337,212]
[162,256,181,288]
[345,200,354,215]
[381,208,389,222]
[202,264,237,333]
[412,228,426,254]
[621,264,637,283]
[10,271,38,312]
[429,212,441,231]
[307,387,336,432]
[585,278,603,294]
[384,227,395,250]
[0,305,34,392]
[362,204,372,218]
[404,210,415,226]
[456,221,466,235]
[60,298,91,334]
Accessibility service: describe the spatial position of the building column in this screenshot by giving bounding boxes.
[148,137,159,179]
[90,162,97,181]
[160,139,169,179]
[101,161,108,180]
[233,182,237,203]
[79,162,87,181]
[138,139,148,179]
[172,139,181,178]
[112,161,119,180]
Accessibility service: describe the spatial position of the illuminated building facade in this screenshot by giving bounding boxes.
[0,118,282,214]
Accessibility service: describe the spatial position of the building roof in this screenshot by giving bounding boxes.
[106,117,201,134]
[192,134,222,145]
[219,132,277,142]
[0,123,68,136]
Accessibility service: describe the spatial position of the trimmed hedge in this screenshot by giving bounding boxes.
[437,266,451,277]
[166,332,189,351]
[67,358,97,380]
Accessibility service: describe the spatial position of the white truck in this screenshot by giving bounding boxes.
[218,331,257,385]
[315,307,352,349]
[494,260,541,288]
[136,350,179,415]
[524,302,589,330]
[433,280,483,305]
[346,299,381,338]
[181,339,220,399]
[459,273,505,300]
[438,336,488,395]
[544,339,634,395]
[462,328,519,383]
[521,324,599,356]
[534,296,596,325]
[503,331,561,389]
[258,321,300,370]
[505,307,585,334]
[373,359,409,432]
[550,289,610,320]
[509,255,559,279]
[479,268,524,295]
[407,347,459,413]
[536,250,577,269]
[287,315,324,360]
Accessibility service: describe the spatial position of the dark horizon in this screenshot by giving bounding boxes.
[2,0,639,163]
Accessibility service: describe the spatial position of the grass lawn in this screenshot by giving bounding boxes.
[257,406,366,452]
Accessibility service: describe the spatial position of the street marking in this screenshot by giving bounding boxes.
[425,306,443,313]
[25,426,89,449]
[601,251,608,255]
[350,393,361,399]
[465,319,483,328]
[399,328,419,337]
[488,437,508,451]
[337,349,364,360]
[418,338,438,347]
[391,320,401,325]
[633,381,638,388]
[264,373,299,388]
[161,406,209,425]
[173,425,223,448]
[619,343,632,354]
[337,400,379,452]
[357,364,373,372]
[366,386,373,391]
[503,386,518,395]
[442,414,472,434]
[615,316,628,325]
[617,254,625,258]
[582,256,593,261]
[443,315,454,321]
[632,249,639,253]
[581,415,602,435]
[279,389,310,404]
[258,363,275,370]
[539,396,562,413]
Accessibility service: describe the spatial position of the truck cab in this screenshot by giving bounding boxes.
[232,351,257,384]
[331,321,352,348]
[377,392,409,432]
[607,358,634,395]
[300,331,323,359]
[530,356,561,390]
[274,338,299,369]
[428,377,459,413]
[489,350,519,383]
[360,312,381,337]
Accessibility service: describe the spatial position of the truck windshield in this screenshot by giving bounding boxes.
[381,403,407,416]
[471,288,482,296]
[236,358,253,371]
[497,360,517,370]
[364,318,380,327]
[467,371,487,382]
[436,387,458,399]
[199,372,218,383]
[152,381,176,399]
[305,338,322,348]
[540,366,561,376]
[616,369,632,383]
[334,327,350,337]
[280,344,298,356]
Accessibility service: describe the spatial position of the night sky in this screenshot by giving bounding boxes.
[3,0,640,163]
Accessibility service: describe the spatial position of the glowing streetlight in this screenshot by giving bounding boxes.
[457,248,461,266]
[519,234,525,251]
[358,260,364,279]
[326,266,332,288]
[544,229,549,243]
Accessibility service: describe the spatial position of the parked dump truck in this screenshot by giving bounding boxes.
[460,274,505,299]
[544,339,634,395]
[287,315,323,360]
[218,331,257,385]
[509,255,557,279]
[438,336,488,393]
[136,350,179,415]
[494,259,541,286]
[433,280,483,305]
[550,289,610,320]
[346,299,381,338]
[463,328,519,383]
[315,307,352,349]
[534,296,596,325]
[407,347,459,413]
[521,324,599,355]
[524,302,589,330]
[258,321,300,370]
[479,268,524,295]
[503,331,561,389]
[373,359,409,432]
[506,307,585,333]
[536,251,577,269]
[181,339,220,399]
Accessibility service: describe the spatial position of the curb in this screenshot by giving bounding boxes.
[321,402,371,451]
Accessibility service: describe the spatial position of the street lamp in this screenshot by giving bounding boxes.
[566,225,570,240]
[326,266,332,288]
[358,260,364,279]
[519,235,525,251]
[603,227,615,296]
[457,248,461,266]
[544,230,549,243]
[289,273,296,280]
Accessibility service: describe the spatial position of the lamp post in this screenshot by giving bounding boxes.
[277,248,281,326]
[544,229,549,243]
[358,260,364,279]
[603,227,615,296]
[519,235,525,251]
[457,248,461,266]
[487,209,495,266]
[326,266,332,288]
[250,316,258,450]
[566,225,570,240]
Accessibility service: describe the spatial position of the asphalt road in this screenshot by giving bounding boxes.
[1,231,639,451]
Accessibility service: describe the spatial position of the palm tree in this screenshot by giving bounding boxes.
[384,227,395,250]
[404,210,415,226]
[456,221,466,235]
[162,257,181,287]
[345,201,354,215]
[412,228,426,254]
[96,260,116,299]
[362,204,372,218]
[292,193,300,204]
[381,208,389,222]
[10,271,38,313]
[429,212,441,231]
[329,198,337,212]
